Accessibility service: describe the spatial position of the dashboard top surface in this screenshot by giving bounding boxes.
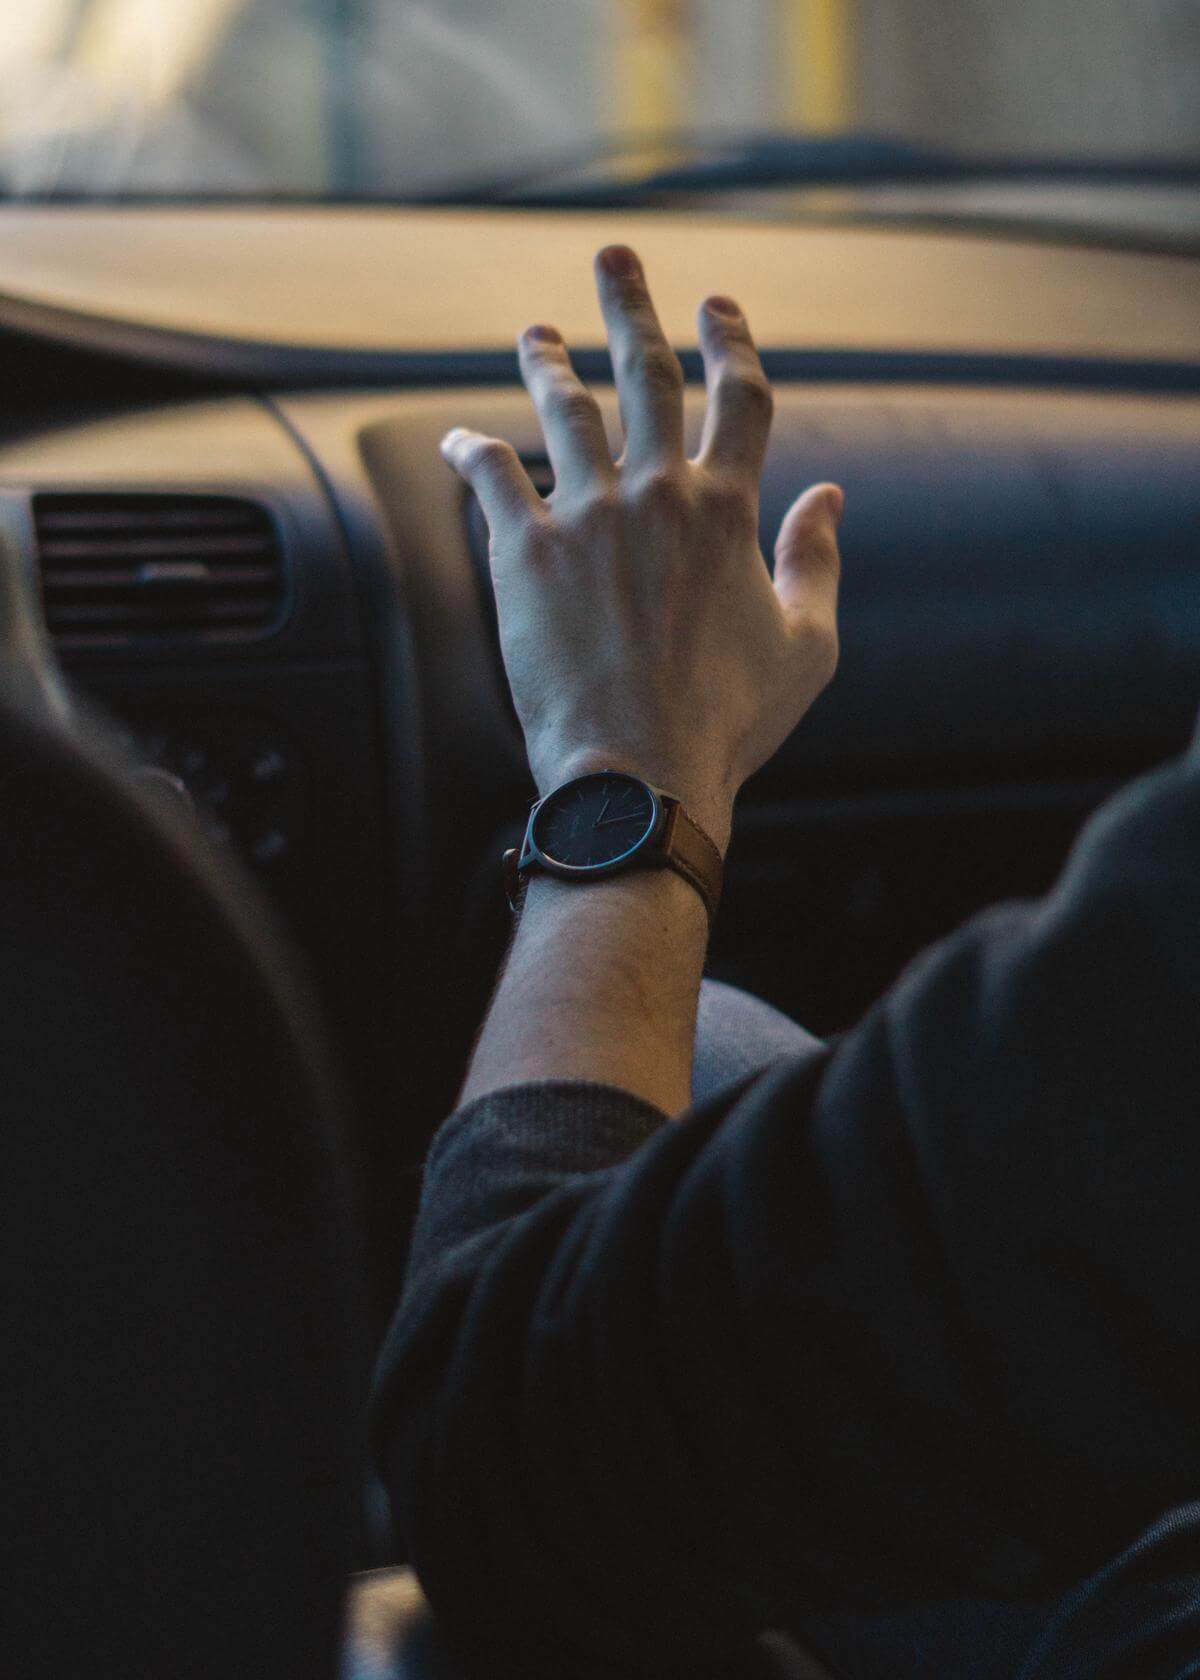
[0,206,1197,370]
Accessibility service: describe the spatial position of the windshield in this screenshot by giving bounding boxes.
[2,1,1198,206]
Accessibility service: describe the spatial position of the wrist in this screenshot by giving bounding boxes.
[472,862,706,1115]
[522,856,708,929]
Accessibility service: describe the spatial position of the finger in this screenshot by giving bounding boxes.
[774,482,844,638]
[518,324,613,497]
[696,295,775,481]
[594,245,685,470]
[440,427,544,533]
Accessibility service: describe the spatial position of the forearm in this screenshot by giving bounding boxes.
[460,863,711,1116]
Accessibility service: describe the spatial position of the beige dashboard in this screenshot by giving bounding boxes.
[0,206,1197,367]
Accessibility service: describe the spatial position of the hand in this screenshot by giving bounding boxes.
[440,244,844,854]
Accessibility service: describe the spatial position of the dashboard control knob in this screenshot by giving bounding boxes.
[249,828,289,866]
[249,749,287,785]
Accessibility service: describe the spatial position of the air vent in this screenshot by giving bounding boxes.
[33,494,289,651]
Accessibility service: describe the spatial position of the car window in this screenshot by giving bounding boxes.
[1,1,1197,227]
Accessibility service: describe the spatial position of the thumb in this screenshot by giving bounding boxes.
[773,482,843,628]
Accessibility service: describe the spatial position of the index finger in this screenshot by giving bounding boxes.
[594,246,685,471]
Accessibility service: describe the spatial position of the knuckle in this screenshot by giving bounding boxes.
[641,346,685,397]
[571,488,619,538]
[466,435,512,471]
[546,382,600,427]
[632,466,690,519]
[698,473,757,529]
[617,339,683,397]
[721,367,774,419]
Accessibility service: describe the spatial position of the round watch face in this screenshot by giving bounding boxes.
[531,772,659,871]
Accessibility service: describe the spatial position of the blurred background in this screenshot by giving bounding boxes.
[0,1,1197,216]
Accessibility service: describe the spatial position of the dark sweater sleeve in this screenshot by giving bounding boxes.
[372,744,1200,1679]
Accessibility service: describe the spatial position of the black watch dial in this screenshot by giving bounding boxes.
[531,772,658,870]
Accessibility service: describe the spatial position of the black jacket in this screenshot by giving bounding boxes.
[373,732,1200,1678]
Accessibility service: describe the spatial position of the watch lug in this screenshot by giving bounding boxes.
[655,795,680,851]
[502,847,522,912]
[517,796,542,870]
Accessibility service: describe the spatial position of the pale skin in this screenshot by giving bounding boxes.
[443,244,844,1116]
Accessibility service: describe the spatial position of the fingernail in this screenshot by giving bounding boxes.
[703,295,741,318]
[598,244,639,278]
[523,323,562,345]
[440,427,464,453]
[826,485,846,526]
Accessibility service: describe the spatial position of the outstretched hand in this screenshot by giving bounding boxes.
[441,244,843,854]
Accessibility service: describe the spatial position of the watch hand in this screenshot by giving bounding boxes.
[593,796,612,828]
[596,809,639,828]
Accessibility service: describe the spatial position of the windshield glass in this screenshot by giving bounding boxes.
[2,1,1197,203]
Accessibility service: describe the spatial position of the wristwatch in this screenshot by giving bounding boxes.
[502,769,724,925]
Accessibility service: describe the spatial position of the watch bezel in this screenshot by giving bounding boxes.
[522,770,665,880]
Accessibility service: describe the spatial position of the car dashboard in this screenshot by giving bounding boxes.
[2,206,1198,1320]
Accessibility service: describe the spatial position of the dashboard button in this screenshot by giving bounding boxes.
[249,749,287,785]
[249,828,289,866]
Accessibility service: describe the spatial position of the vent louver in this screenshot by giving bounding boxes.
[33,494,289,651]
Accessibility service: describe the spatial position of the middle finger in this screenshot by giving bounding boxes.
[594,245,685,472]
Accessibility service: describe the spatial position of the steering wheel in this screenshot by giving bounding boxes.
[0,510,203,815]
[0,507,74,728]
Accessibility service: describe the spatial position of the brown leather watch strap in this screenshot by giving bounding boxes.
[656,797,724,925]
